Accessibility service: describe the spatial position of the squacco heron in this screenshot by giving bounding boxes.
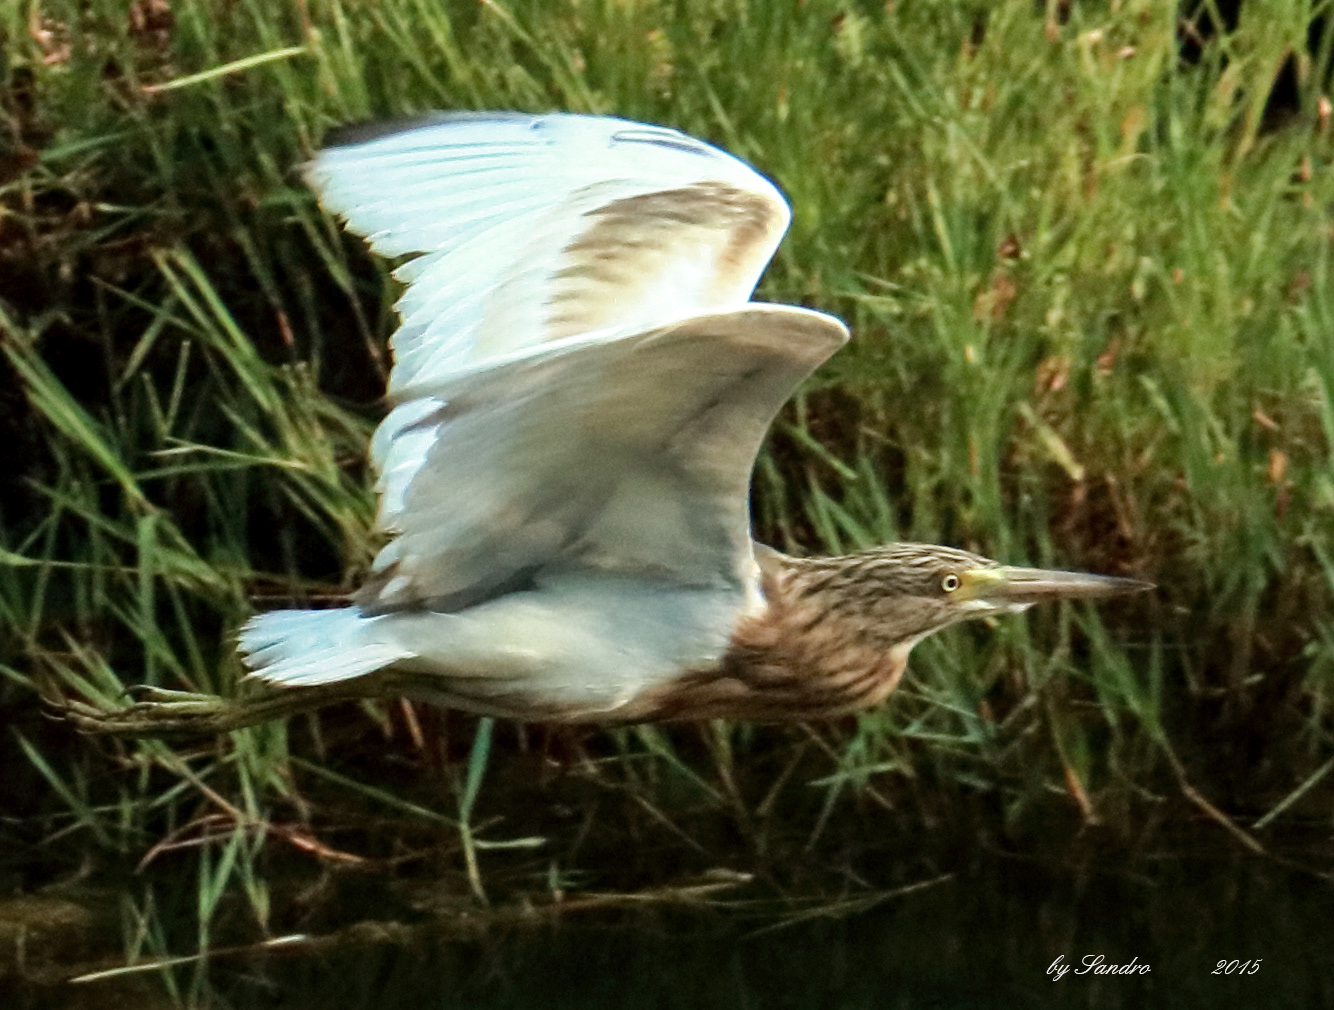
[66,113,1148,736]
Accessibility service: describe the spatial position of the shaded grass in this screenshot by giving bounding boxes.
[1,0,1333,988]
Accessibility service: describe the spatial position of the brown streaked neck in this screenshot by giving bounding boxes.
[629,547,914,722]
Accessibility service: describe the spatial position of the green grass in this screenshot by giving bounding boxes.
[2,0,1333,988]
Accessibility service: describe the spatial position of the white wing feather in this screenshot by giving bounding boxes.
[304,114,846,616]
[359,306,847,614]
[306,113,791,397]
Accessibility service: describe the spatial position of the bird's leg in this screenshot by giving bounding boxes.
[52,681,367,738]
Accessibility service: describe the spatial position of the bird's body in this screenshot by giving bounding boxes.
[239,546,919,725]
[66,112,1146,737]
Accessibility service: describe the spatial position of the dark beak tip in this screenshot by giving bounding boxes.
[1084,575,1155,599]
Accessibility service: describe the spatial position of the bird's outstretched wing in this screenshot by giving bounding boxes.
[306,112,792,397]
[307,113,847,613]
[358,305,847,613]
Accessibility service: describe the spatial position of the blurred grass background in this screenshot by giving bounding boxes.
[1,0,1332,984]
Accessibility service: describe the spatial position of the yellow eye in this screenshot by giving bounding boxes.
[941,573,961,593]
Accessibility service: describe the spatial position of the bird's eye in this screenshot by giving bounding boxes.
[941,573,961,593]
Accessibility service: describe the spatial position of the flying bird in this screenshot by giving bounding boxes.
[68,113,1148,735]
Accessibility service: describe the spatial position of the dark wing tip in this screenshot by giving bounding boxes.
[320,110,542,150]
[609,125,713,157]
[319,112,709,157]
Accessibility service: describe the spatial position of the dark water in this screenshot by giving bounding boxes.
[20,849,1325,1010]
[259,860,1327,1009]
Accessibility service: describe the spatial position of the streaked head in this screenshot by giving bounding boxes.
[790,543,1151,652]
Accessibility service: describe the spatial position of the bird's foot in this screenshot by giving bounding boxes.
[50,687,251,738]
[48,680,365,738]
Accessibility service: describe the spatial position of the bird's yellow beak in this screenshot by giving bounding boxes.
[963,566,1152,606]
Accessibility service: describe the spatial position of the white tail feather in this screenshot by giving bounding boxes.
[239,608,412,688]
